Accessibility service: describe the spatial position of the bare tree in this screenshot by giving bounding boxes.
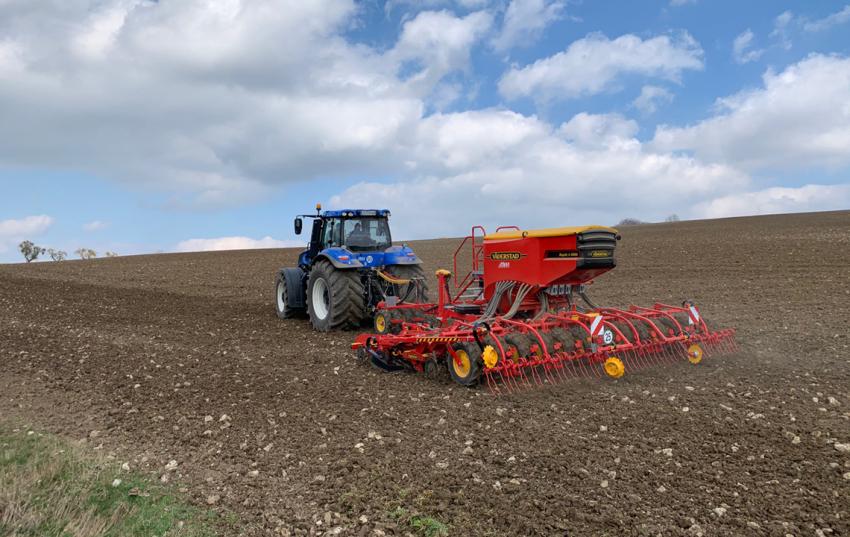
[665,214,681,222]
[75,248,97,260]
[616,218,645,226]
[19,240,45,263]
[47,248,67,261]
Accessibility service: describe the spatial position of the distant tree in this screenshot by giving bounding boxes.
[75,248,97,260]
[616,218,645,226]
[665,214,681,222]
[47,248,67,261]
[19,240,45,263]
[105,251,118,258]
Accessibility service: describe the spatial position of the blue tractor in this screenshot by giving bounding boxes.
[275,205,428,331]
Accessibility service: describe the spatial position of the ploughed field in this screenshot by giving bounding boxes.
[1,211,849,537]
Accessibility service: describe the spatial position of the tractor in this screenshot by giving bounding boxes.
[275,205,428,331]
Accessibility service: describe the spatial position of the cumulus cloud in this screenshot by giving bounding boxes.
[804,5,850,32]
[732,29,763,64]
[695,184,850,219]
[491,0,566,53]
[330,109,748,238]
[175,236,301,252]
[2,0,845,245]
[652,54,850,171]
[0,1,490,207]
[632,85,674,115]
[390,9,492,91]
[0,215,54,252]
[498,32,703,101]
[558,112,638,149]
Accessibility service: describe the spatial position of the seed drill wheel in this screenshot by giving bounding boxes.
[448,343,482,386]
[374,310,406,335]
[603,357,625,379]
[306,260,366,331]
[687,343,704,364]
[374,311,389,334]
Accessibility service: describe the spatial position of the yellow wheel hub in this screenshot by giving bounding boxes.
[375,313,387,334]
[687,343,704,364]
[603,356,625,379]
[453,349,472,378]
[482,345,498,369]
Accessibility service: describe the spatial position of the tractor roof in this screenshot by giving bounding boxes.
[322,209,390,218]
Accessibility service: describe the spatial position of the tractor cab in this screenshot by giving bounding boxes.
[295,207,397,268]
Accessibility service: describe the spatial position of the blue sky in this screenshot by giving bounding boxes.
[1,0,849,262]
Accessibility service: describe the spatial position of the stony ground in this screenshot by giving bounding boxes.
[1,211,849,536]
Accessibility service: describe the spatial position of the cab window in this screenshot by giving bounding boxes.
[342,218,391,251]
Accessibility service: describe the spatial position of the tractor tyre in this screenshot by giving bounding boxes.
[389,264,430,303]
[306,260,366,331]
[275,269,305,319]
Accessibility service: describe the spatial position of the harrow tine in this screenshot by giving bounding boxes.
[530,360,546,386]
[665,344,679,363]
[484,371,492,392]
[485,371,498,395]
[515,361,532,390]
[630,349,647,370]
[497,365,515,393]
[550,357,568,384]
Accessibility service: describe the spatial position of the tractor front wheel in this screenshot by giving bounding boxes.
[307,260,366,331]
[275,269,305,319]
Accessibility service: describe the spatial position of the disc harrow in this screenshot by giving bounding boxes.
[352,225,737,392]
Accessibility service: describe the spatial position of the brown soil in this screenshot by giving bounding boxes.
[1,210,849,536]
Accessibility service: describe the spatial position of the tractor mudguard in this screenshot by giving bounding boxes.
[382,245,421,266]
[279,267,306,309]
[314,252,364,269]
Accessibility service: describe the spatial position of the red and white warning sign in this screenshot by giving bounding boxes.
[590,315,605,337]
[687,304,701,325]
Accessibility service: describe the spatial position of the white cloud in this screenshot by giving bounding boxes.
[632,85,674,115]
[804,5,850,32]
[385,0,491,16]
[175,236,302,252]
[498,32,703,101]
[652,54,850,171]
[0,215,54,252]
[390,9,492,92]
[330,109,748,238]
[491,0,566,53]
[695,184,850,219]
[732,29,763,64]
[770,10,794,50]
[558,112,638,149]
[0,1,491,208]
[83,220,108,231]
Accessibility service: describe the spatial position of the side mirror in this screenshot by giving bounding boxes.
[294,217,303,235]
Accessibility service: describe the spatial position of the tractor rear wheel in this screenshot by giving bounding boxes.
[388,264,430,303]
[307,260,366,331]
